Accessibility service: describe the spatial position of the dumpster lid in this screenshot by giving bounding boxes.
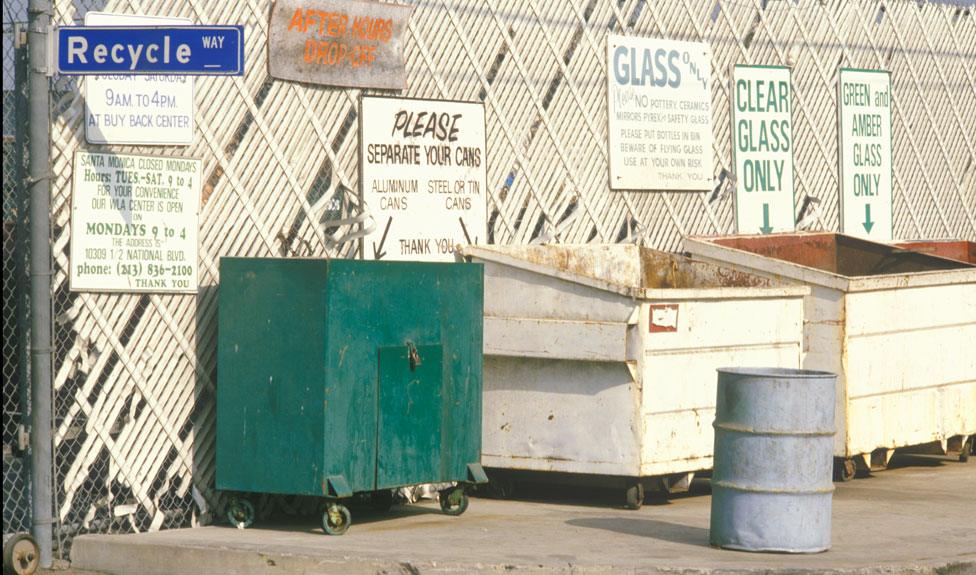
[458,244,809,299]
[685,233,976,292]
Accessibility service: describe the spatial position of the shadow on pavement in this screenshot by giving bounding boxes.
[887,453,952,469]
[566,516,710,547]
[844,453,953,482]
[343,502,449,527]
[473,477,713,510]
[473,483,637,509]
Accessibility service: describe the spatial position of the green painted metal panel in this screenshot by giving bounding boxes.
[216,258,329,495]
[377,345,443,488]
[320,260,483,491]
[216,257,483,498]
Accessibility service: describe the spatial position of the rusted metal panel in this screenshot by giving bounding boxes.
[710,232,970,276]
[639,248,775,289]
[688,233,976,292]
[461,244,806,484]
[685,233,976,460]
[268,0,412,90]
[893,240,976,264]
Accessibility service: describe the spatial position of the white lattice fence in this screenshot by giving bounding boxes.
[46,0,975,556]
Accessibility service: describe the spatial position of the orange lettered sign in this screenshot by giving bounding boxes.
[269,0,412,90]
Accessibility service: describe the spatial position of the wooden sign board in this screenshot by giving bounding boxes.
[268,0,412,90]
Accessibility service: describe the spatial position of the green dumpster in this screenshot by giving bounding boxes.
[216,258,486,535]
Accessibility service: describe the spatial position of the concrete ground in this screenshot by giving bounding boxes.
[70,454,975,575]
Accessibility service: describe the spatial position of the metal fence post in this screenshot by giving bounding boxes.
[27,0,53,567]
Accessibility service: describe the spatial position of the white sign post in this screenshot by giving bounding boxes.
[731,65,795,234]
[360,96,487,261]
[606,35,713,191]
[70,151,201,293]
[84,12,194,145]
[838,68,893,241]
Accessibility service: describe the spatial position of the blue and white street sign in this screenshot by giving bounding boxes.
[57,26,244,75]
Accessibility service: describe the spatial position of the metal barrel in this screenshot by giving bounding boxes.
[709,367,837,553]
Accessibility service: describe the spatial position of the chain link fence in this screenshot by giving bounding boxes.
[1,0,971,559]
[2,0,32,538]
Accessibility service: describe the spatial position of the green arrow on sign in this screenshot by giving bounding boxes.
[759,203,773,234]
[862,204,875,234]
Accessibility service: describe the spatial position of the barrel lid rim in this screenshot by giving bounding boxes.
[717,367,837,379]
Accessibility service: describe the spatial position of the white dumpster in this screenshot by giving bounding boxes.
[459,245,808,508]
[685,232,976,479]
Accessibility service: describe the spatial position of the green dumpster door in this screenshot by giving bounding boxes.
[376,345,444,489]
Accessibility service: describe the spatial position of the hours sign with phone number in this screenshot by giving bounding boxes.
[70,151,201,293]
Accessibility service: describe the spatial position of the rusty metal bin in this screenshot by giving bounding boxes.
[686,233,976,479]
[892,240,976,264]
[458,245,807,508]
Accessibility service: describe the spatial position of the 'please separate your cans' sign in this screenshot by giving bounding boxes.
[360,96,487,262]
[268,0,412,90]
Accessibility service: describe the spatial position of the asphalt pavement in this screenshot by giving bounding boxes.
[69,453,976,574]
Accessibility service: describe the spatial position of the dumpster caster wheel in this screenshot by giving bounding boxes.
[322,503,351,536]
[960,437,972,463]
[227,497,256,529]
[3,532,40,575]
[834,458,856,482]
[439,487,469,516]
[625,483,644,510]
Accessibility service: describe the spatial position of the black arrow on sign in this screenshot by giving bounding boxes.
[373,216,392,260]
